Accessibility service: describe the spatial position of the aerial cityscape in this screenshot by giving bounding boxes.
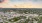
[0,8,42,23]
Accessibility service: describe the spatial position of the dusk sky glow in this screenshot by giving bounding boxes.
[0,0,42,8]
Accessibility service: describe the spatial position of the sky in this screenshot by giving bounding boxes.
[0,0,42,8]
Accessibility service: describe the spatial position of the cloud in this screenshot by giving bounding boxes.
[0,0,42,8]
